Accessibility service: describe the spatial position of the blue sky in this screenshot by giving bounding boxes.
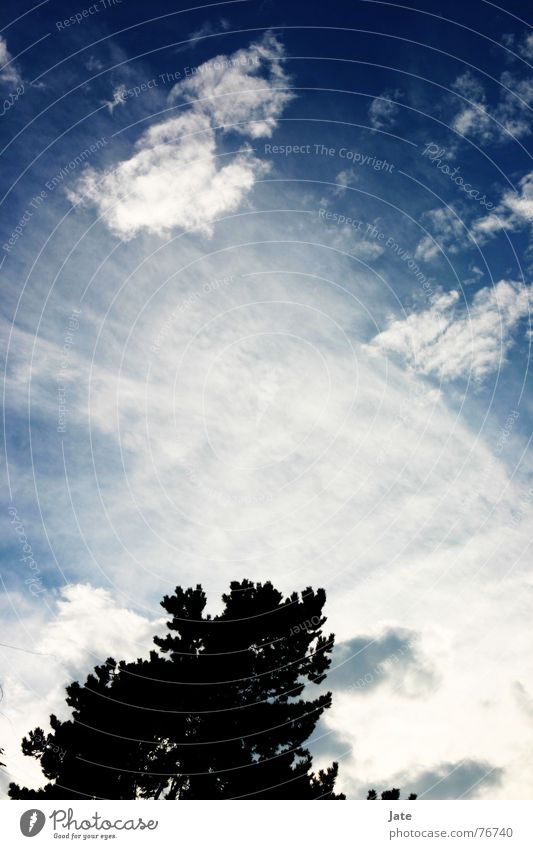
[1,0,533,799]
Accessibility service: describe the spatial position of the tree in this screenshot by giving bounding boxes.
[367,789,417,799]
[9,579,344,800]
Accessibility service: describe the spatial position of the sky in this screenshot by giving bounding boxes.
[1,0,533,800]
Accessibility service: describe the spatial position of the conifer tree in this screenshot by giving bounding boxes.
[9,580,344,799]
[367,789,417,800]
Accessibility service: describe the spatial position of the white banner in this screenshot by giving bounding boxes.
[1,800,532,848]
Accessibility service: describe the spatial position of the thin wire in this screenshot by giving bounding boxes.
[0,642,54,656]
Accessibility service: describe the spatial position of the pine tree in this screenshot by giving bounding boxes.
[367,788,417,799]
[9,580,344,799]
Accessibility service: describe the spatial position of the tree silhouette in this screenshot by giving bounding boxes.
[9,579,345,799]
[367,788,417,799]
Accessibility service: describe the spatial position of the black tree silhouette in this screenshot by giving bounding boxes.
[367,789,417,800]
[9,579,345,799]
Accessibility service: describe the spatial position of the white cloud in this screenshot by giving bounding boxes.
[415,207,466,262]
[168,32,293,138]
[497,73,533,139]
[366,280,531,381]
[3,125,533,800]
[501,30,533,60]
[104,83,127,113]
[38,584,162,674]
[0,36,22,86]
[185,17,230,50]
[500,171,533,221]
[368,88,403,130]
[473,170,533,239]
[451,72,492,139]
[513,681,533,718]
[85,55,104,72]
[463,263,485,286]
[326,222,386,259]
[333,168,358,196]
[451,70,533,143]
[0,585,162,795]
[519,32,533,59]
[4,255,533,796]
[68,34,293,239]
[453,105,490,138]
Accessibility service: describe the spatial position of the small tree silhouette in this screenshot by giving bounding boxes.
[367,788,417,799]
[9,580,345,799]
